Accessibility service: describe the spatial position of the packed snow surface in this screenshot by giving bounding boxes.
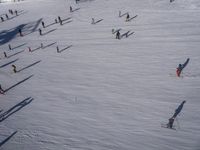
[0,0,200,149]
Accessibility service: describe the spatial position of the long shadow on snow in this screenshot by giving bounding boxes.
[42,29,57,36]
[7,50,24,59]
[42,42,56,49]
[58,45,73,53]
[0,97,33,122]
[11,43,27,50]
[0,131,18,147]
[0,58,19,68]
[0,18,42,46]
[4,75,34,93]
[17,60,41,73]
[62,20,73,25]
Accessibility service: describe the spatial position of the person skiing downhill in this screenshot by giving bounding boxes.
[0,84,5,94]
[12,65,17,73]
[176,64,182,77]
[126,13,130,22]
[116,30,120,39]
[167,117,175,129]
[176,58,190,77]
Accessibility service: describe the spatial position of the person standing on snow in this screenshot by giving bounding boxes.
[126,13,130,22]
[0,84,5,94]
[116,30,120,39]
[176,58,190,77]
[167,117,175,129]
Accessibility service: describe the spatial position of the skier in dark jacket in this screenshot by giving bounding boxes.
[39,28,42,35]
[41,21,45,28]
[1,17,4,22]
[18,28,23,36]
[116,30,120,39]
[167,117,175,129]
[126,13,130,22]
[12,65,17,73]
[0,84,5,94]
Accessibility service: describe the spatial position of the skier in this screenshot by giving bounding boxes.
[9,9,13,15]
[8,44,12,50]
[12,65,17,73]
[55,18,58,24]
[167,117,175,129]
[28,47,31,52]
[1,17,4,22]
[70,6,73,12]
[126,13,130,22]
[172,101,186,118]
[41,43,43,49]
[5,14,9,20]
[116,30,120,39]
[56,46,59,53]
[58,16,62,25]
[41,21,45,28]
[0,84,5,94]
[4,52,7,58]
[176,58,190,77]
[39,28,42,35]
[18,28,23,36]
[15,10,18,16]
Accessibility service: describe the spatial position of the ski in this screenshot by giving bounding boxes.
[128,15,138,21]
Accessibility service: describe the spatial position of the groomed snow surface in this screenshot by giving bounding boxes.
[0,0,200,149]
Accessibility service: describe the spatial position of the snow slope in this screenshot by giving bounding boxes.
[0,0,200,149]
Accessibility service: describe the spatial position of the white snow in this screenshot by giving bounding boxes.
[0,0,200,149]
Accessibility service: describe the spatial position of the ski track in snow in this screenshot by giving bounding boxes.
[0,0,200,149]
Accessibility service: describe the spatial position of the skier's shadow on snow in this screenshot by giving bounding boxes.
[42,29,57,36]
[62,17,72,22]
[58,45,72,53]
[0,58,19,68]
[0,131,18,147]
[45,22,57,28]
[11,43,27,50]
[31,46,41,52]
[62,20,73,25]
[42,42,56,49]
[4,75,34,93]
[62,17,73,25]
[0,18,42,45]
[121,30,134,39]
[7,50,24,59]
[92,19,103,25]
[17,60,41,73]
[71,8,80,13]
[127,15,138,22]
[0,97,34,122]
[31,42,56,52]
